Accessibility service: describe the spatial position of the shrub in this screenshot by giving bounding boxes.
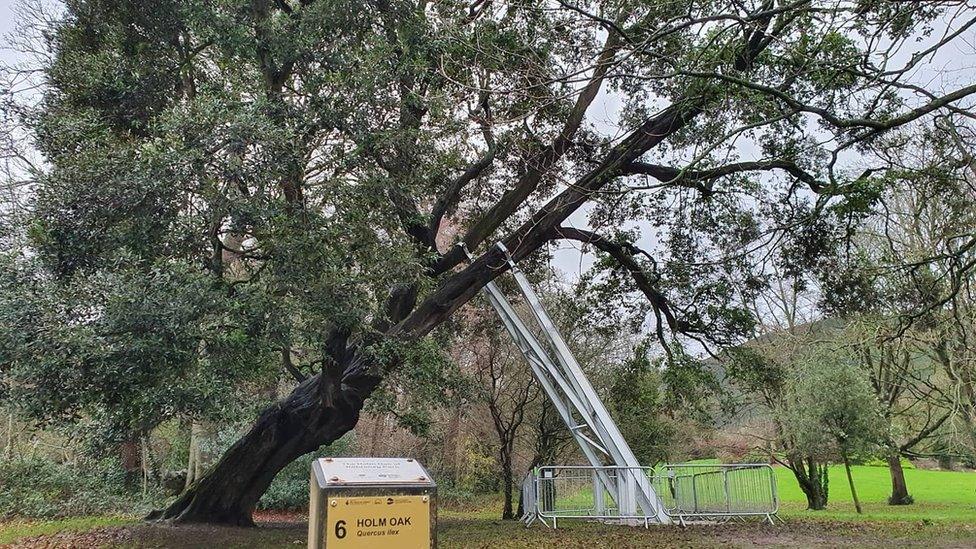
[0,457,161,519]
[257,436,352,511]
[433,480,475,508]
[862,456,915,469]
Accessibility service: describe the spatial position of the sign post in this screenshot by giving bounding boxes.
[308,457,436,549]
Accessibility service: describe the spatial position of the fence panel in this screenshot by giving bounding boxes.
[522,463,778,527]
[658,463,778,521]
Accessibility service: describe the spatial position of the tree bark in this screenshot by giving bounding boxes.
[501,452,514,520]
[141,435,151,496]
[150,365,378,525]
[842,453,863,514]
[5,412,13,460]
[491,414,518,521]
[788,455,828,510]
[184,421,208,491]
[120,437,142,490]
[886,452,912,505]
[516,484,525,519]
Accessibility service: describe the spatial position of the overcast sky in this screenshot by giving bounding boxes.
[0,1,22,50]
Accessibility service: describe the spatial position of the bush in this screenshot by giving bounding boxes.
[257,436,353,511]
[433,480,476,508]
[0,457,161,519]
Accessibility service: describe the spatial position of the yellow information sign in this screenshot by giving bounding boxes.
[325,495,430,548]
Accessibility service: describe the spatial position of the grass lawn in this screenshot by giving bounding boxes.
[775,464,976,521]
[2,465,975,547]
[0,516,136,545]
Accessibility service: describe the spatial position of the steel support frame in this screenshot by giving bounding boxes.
[474,243,671,525]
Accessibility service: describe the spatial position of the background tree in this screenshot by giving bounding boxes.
[817,119,976,499]
[786,348,884,514]
[605,343,676,466]
[844,317,951,505]
[463,310,541,520]
[726,331,831,510]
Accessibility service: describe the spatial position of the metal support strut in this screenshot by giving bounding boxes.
[465,243,671,525]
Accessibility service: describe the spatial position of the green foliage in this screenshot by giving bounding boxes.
[434,483,477,508]
[607,345,675,465]
[0,251,278,439]
[785,347,885,460]
[455,447,502,497]
[0,457,161,519]
[814,123,976,318]
[7,0,435,439]
[365,336,469,436]
[724,346,787,401]
[659,347,722,423]
[861,456,915,470]
[257,436,353,511]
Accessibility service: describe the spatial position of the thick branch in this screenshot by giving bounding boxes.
[386,186,437,250]
[899,411,951,453]
[622,158,823,194]
[281,348,306,383]
[273,0,293,15]
[390,100,703,347]
[553,227,678,325]
[553,227,688,351]
[433,1,786,274]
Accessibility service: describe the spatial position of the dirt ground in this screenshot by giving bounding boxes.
[5,512,976,548]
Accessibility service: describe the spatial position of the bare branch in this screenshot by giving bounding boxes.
[551,226,682,355]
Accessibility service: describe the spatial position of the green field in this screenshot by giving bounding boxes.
[2,465,975,547]
[544,462,976,522]
[775,464,976,521]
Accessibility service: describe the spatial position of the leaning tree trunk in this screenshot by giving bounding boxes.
[150,365,378,525]
[842,453,863,514]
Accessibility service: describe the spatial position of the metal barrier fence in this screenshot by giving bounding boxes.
[522,464,778,527]
[529,466,662,527]
[656,463,778,524]
[520,470,538,526]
